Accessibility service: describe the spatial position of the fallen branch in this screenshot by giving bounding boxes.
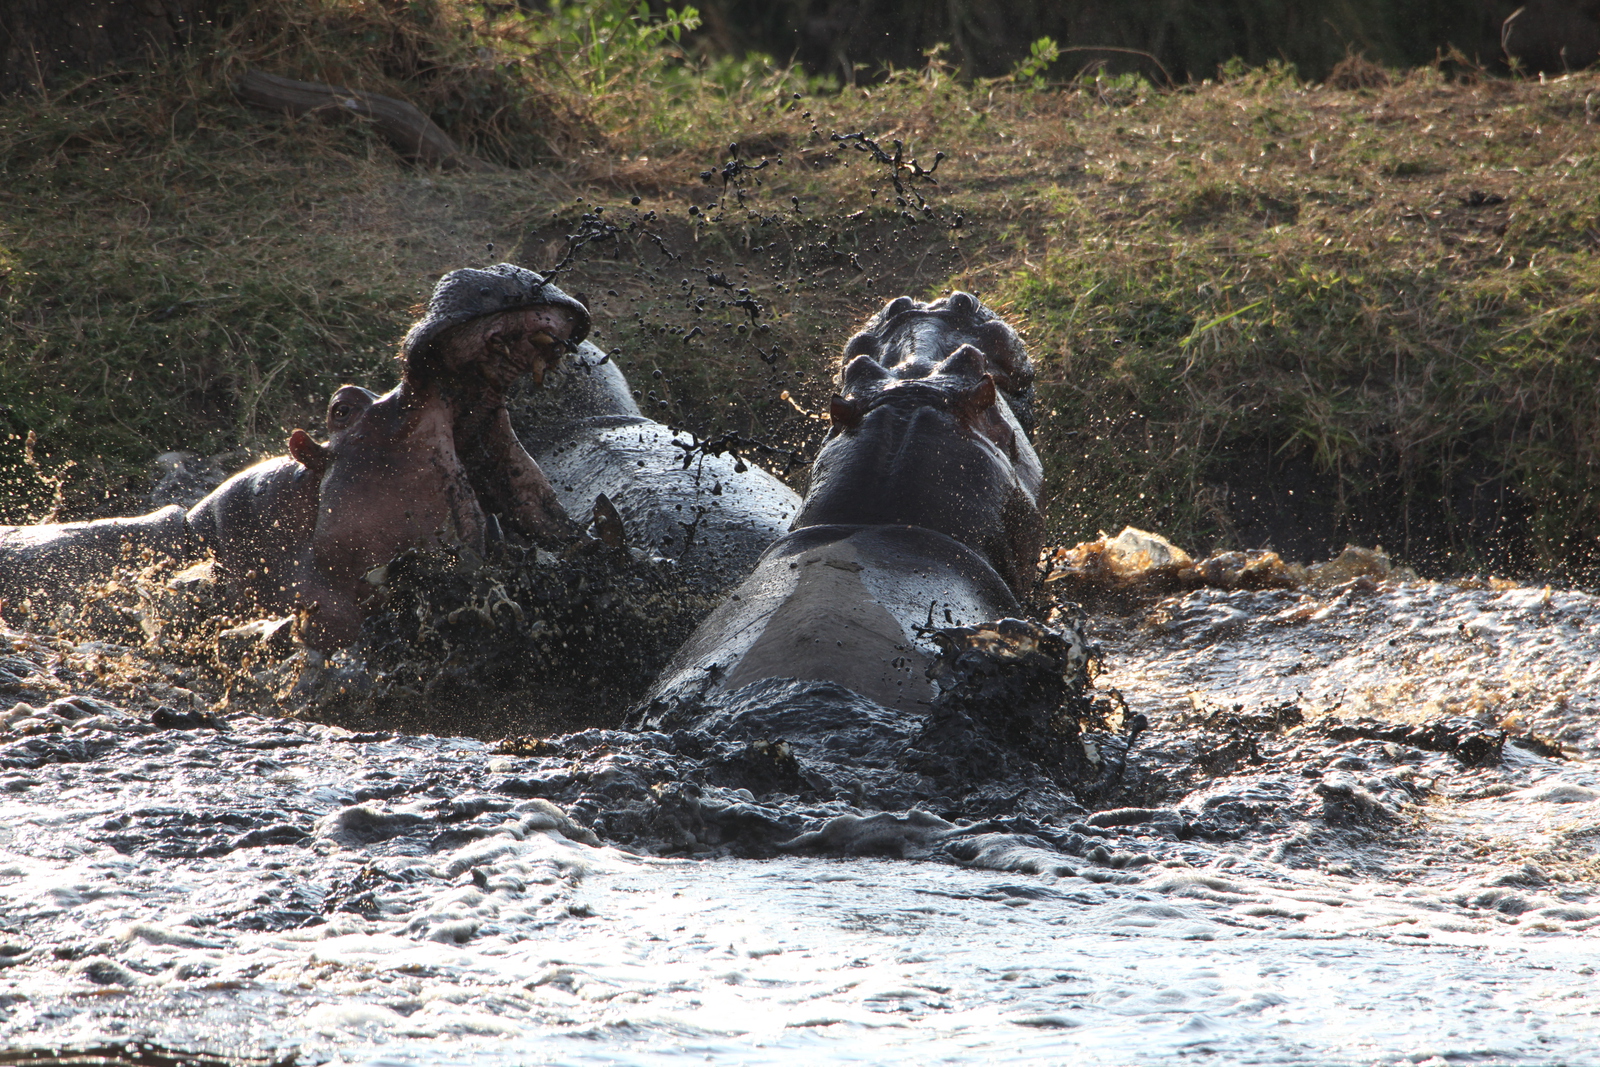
[233,69,494,172]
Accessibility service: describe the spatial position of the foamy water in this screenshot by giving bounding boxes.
[2,576,1598,1065]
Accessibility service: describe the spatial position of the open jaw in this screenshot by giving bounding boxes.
[296,305,591,650]
[440,304,585,392]
[442,305,589,544]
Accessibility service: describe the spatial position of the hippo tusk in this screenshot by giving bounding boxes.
[530,332,555,347]
[592,493,627,549]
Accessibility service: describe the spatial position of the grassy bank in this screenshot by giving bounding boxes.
[2,3,1597,579]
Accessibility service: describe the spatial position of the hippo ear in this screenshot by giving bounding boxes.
[935,343,988,380]
[942,291,980,319]
[288,429,330,477]
[977,320,1032,393]
[955,376,997,424]
[829,394,865,430]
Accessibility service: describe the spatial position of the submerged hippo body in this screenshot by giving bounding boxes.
[185,455,318,603]
[512,342,801,585]
[641,293,1043,719]
[647,525,1019,714]
[0,506,192,609]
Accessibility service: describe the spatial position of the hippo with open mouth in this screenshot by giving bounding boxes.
[640,292,1044,718]
[272,264,591,648]
[0,265,589,648]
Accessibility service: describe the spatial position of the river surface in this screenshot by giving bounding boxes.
[2,573,1598,1065]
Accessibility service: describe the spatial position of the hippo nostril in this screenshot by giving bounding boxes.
[828,394,864,430]
[935,344,988,379]
[842,354,893,388]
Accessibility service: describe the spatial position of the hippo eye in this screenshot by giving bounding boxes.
[331,403,351,420]
[947,292,978,319]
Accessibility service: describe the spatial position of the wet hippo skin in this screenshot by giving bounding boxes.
[642,292,1043,718]
[654,524,1019,713]
[185,385,375,606]
[513,341,802,587]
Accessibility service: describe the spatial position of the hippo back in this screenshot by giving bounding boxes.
[641,523,1019,718]
[0,506,192,611]
[512,341,802,583]
[185,455,319,607]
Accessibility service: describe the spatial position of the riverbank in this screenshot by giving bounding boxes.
[3,7,1598,578]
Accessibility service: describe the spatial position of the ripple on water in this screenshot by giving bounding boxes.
[0,579,1598,1064]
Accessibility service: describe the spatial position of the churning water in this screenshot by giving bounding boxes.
[2,572,1598,1065]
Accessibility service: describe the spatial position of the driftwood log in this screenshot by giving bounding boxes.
[234,68,493,171]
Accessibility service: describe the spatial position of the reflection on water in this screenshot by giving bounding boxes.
[1,575,1598,1065]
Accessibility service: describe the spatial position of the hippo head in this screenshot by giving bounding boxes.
[840,291,1037,436]
[289,269,591,649]
[793,320,1046,593]
[401,263,592,393]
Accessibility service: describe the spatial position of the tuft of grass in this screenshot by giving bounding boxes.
[0,59,423,520]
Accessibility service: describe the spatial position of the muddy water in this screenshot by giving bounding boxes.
[1,574,1598,1065]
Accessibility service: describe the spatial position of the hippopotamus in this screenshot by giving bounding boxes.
[640,292,1043,718]
[511,342,801,586]
[2,260,807,650]
[285,270,591,648]
[1,265,590,648]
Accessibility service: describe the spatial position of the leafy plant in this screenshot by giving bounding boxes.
[533,1,702,96]
[1012,36,1061,89]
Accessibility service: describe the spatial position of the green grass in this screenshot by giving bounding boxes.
[960,68,1600,570]
[3,5,1599,580]
[0,67,419,519]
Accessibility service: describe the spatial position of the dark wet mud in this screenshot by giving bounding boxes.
[4,545,1594,870]
[311,543,719,739]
